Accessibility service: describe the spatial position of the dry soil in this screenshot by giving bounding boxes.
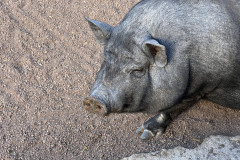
[0,0,240,159]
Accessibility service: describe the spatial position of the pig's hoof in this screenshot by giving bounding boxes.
[136,125,164,139]
[136,125,155,139]
[136,125,144,134]
[140,129,154,139]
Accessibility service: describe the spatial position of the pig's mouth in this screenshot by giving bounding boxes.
[122,103,131,110]
[121,101,146,112]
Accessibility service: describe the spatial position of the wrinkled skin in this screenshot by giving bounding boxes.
[83,0,240,139]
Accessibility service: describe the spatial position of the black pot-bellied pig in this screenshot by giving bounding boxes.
[83,0,240,139]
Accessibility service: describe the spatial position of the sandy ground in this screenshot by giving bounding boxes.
[0,0,240,159]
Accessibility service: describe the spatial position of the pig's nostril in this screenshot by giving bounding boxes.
[96,105,102,110]
[84,102,91,107]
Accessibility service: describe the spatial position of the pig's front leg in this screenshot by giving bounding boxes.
[136,97,199,139]
[136,112,171,139]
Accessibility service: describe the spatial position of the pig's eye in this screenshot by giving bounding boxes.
[131,68,145,78]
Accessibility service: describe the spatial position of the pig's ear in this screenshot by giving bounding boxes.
[85,17,113,45]
[142,39,167,67]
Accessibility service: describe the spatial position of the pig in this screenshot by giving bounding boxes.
[83,0,240,139]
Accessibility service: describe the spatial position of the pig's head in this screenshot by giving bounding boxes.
[83,18,189,116]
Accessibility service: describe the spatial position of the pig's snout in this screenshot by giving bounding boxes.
[83,97,108,116]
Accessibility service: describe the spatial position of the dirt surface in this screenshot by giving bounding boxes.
[0,0,240,159]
